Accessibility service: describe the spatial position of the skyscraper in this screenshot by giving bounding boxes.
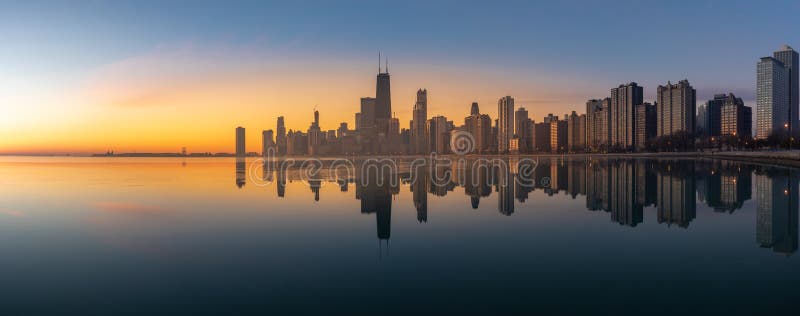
[497,96,514,153]
[585,99,603,148]
[412,89,428,154]
[465,102,491,154]
[550,116,567,153]
[375,56,392,135]
[235,126,246,158]
[634,103,656,151]
[308,110,322,155]
[610,83,643,149]
[428,115,449,154]
[774,45,799,129]
[359,97,376,131]
[567,111,585,152]
[719,93,752,138]
[514,107,529,153]
[757,57,790,139]
[703,94,726,137]
[656,80,696,137]
[262,130,275,156]
[276,117,287,155]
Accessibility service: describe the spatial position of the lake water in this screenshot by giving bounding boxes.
[1,156,798,314]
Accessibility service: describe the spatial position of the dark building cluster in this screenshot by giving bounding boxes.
[233,46,798,157]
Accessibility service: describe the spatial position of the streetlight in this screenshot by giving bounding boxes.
[786,122,792,151]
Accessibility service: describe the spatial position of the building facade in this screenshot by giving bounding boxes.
[756,57,789,139]
[497,96,515,153]
[656,80,696,137]
[611,83,644,149]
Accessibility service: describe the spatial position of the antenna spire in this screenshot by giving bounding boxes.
[385,56,389,73]
[378,52,381,73]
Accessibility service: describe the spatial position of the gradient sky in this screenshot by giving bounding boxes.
[2,0,799,154]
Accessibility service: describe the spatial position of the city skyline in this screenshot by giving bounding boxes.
[3,1,800,154]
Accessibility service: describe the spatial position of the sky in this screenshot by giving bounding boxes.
[1,0,799,154]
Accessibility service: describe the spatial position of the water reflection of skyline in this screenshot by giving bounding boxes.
[241,157,798,256]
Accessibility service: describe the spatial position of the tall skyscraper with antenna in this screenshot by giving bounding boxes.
[375,53,392,136]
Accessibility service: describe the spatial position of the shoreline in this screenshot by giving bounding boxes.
[3,151,800,168]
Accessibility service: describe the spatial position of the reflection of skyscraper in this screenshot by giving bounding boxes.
[756,171,798,256]
[235,157,246,189]
[411,166,429,222]
[356,162,393,241]
[277,163,286,197]
[497,162,514,216]
[657,162,696,228]
[235,126,246,158]
[609,160,643,227]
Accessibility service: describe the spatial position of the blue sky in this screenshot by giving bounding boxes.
[3,0,799,99]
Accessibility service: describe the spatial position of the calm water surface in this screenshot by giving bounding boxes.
[1,156,799,314]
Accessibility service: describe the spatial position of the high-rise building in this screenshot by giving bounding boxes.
[276,117,287,155]
[585,99,604,148]
[757,57,790,139]
[719,93,752,138]
[634,103,656,151]
[774,45,799,130]
[611,83,644,149]
[497,96,515,153]
[550,117,567,153]
[566,111,585,152]
[428,116,449,154]
[412,89,428,154]
[236,126,246,158]
[262,130,275,156]
[375,57,392,136]
[697,102,708,135]
[465,102,492,154]
[656,80,696,137]
[533,121,550,152]
[308,110,322,155]
[514,107,529,153]
[359,97,376,131]
[702,94,726,137]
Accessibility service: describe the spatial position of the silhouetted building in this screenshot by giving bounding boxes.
[774,45,799,131]
[550,117,567,153]
[276,116,287,155]
[235,126,246,158]
[411,89,428,154]
[514,107,530,153]
[634,103,656,151]
[567,111,585,152]
[262,130,275,156]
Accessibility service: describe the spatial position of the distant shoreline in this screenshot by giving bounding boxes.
[3,150,800,168]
